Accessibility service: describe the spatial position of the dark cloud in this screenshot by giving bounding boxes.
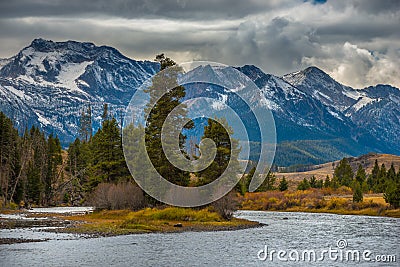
[0,0,399,88]
[0,0,290,20]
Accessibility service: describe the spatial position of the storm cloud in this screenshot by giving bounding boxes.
[0,0,399,88]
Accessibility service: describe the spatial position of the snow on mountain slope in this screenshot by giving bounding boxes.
[0,38,159,145]
[283,66,360,112]
[0,39,398,164]
[282,68,400,154]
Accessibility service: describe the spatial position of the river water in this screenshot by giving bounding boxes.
[0,210,398,266]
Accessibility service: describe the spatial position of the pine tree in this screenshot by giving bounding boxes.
[79,104,92,142]
[355,164,366,184]
[0,112,21,204]
[44,134,62,204]
[196,118,241,186]
[353,181,363,203]
[333,158,354,187]
[90,117,129,185]
[397,168,400,183]
[375,163,387,192]
[279,176,288,191]
[315,179,323,189]
[144,54,193,186]
[102,103,109,121]
[324,175,331,188]
[331,175,340,189]
[387,163,396,182]
[236,166,256,195]
[297,178,311,190]
[309,175,317,188]
[367,159,380,190]
[0,112,67,206]
[256,170,276,191]
[384,177,400,208]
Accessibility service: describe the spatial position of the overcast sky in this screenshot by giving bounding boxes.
[0,0,399,88]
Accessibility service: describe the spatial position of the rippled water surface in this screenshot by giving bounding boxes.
[1,210,398,266]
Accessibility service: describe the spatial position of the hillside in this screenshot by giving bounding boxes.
[276,153,400,181]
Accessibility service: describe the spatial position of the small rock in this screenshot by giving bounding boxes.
[173,223,183,227]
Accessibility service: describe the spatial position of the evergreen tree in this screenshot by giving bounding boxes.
[26,161,42,204]
[384,180,400,208]
[196,118,241,186]
[90,117,130,185]
[353,181,363,203]
[324,175,331,188]
[236,166,256,195]
[367,159,380,191]
[309,175,317,188]
[355,164,366,184]
[374,163,387,192]
[387,163,396,182]
[331,175,340,189]
[315,179,323,189]
[0,112,68,206]
[297,178,311,190]
[79,104,92,142]
[44,134,62,204]
[144,54,193,186]
[333,158,354,187]
[0,112,20,204]
[278,176,288,191]
[102,103,109,121]
[256,170,276,191]
[397,168,400,183]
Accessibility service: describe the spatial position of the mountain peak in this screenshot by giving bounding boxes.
[304,66,326,74]
[27,38,100,55]
[29,38,56,52]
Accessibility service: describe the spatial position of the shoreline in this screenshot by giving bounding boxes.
[238,208,400,218]
[0,208,263,244]
[1,204,398,245]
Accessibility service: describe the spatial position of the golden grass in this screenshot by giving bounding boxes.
[62,207,259,235]
[240,190,400,218]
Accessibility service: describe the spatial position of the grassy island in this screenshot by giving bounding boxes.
[61,207,261,236]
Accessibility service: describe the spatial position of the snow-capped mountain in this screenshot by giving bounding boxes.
[0,39,398,166]
[0,38,158,145]
[282,67,400,155]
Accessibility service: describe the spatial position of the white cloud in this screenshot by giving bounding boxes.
[302,42,400,88]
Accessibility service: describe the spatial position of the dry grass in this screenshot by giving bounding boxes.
[62,207,259,235]
[239,190,400,218]
[276,153,400,183]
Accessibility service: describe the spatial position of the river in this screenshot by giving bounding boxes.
[0,210,398,266]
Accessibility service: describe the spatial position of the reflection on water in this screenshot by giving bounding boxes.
[0,211,398,266]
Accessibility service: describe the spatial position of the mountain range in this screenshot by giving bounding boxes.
[0,39,399,167]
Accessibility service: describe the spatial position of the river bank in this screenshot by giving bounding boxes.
[2,192,399,245]
[0,207,262,244]
[1,210,398,267]
[239,191,400,218]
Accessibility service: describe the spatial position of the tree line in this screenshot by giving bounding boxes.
[0,112,62,207]
[294,157,400,207]
[0,54,241,220]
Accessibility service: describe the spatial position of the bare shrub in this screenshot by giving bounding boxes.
[90,183,112,210]
[212,191,238,220]
[90,182,144,210]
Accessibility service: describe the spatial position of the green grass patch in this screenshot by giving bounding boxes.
[132,207,222,222]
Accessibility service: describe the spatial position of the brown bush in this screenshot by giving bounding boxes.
[212,191,238,220]
[89,182,144,210]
